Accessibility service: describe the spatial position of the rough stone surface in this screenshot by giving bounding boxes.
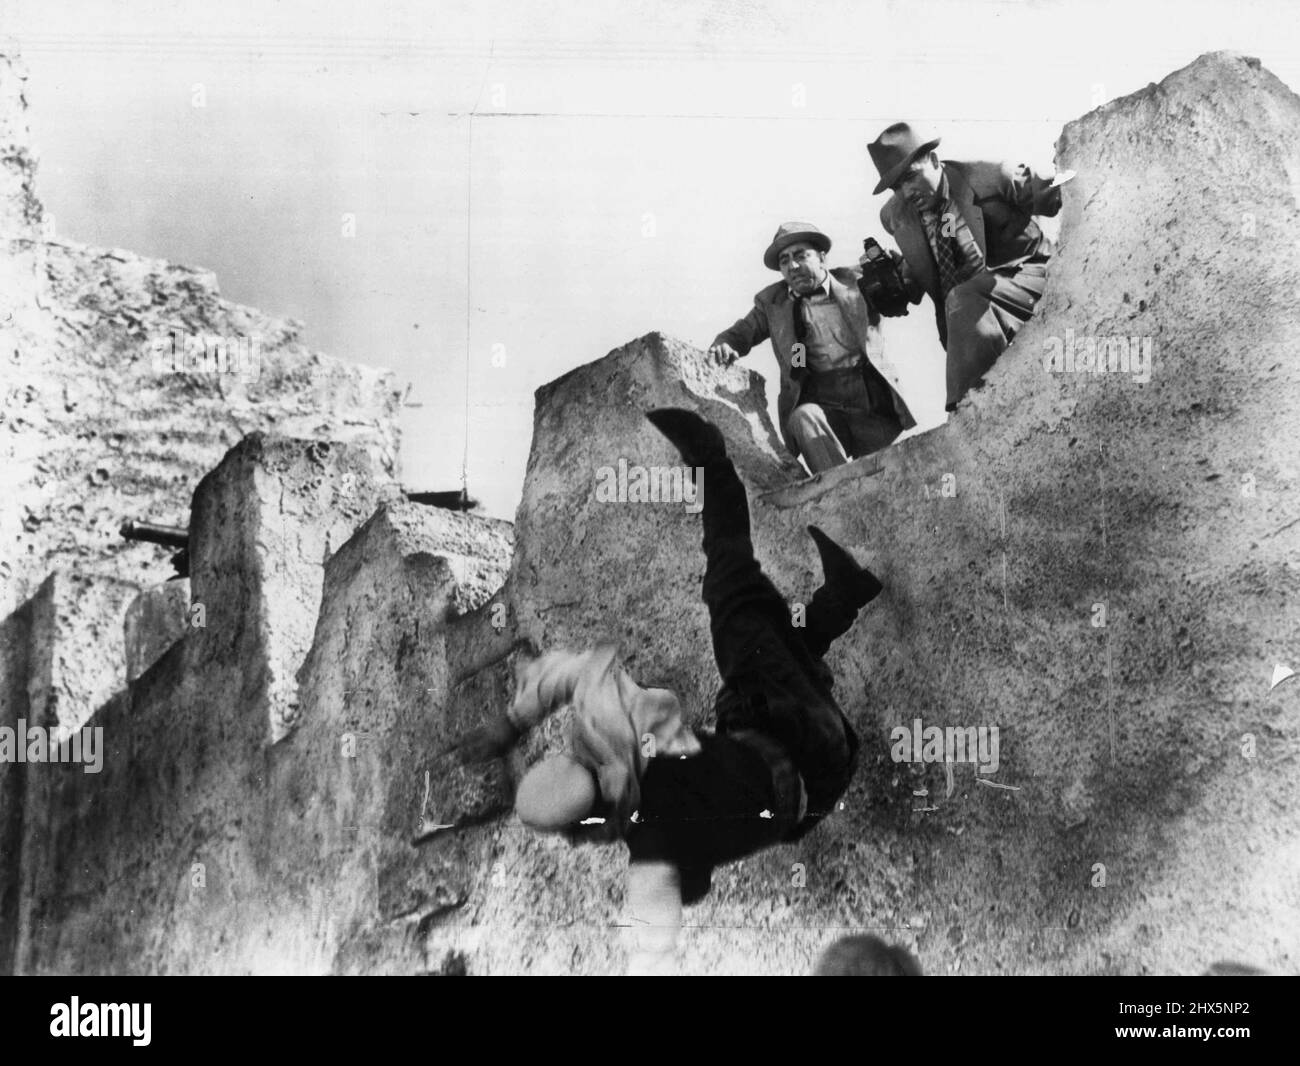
[124,579,191,684]
[0,47,403,733]
[11,452,513,975]
[5,50,1299,976]
[439,52,1300,976]
[0,52,40,316]
[0,577,47,972]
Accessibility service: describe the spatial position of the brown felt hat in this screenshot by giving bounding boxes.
[763,221,832,271]
[868,122,942,195]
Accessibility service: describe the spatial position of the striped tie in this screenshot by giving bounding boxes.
[920,205,966,300]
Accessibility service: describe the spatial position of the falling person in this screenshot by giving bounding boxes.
[455,408,883,974]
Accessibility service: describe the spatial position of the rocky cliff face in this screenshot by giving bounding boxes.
[0,49,403,971]
[0,49,402,735]
[435,50,1300,976]
[3,50,1298,976]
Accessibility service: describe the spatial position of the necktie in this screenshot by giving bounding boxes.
[792,292,812,345]
[921,205,965,299]
[790,289,811,377]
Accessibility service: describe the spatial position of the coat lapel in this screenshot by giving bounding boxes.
[889,196,939,301]
[768,287,799,380]
[828,273,882,361]
[945,164,987,259]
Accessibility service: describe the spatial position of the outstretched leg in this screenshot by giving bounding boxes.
[644,409,813,686]
[802,525,883,662]
[713,526,878,768]
[645,409,858,821]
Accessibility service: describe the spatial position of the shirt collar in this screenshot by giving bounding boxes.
[789,270,832,300]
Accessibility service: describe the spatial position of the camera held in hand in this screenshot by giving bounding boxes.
[857,237,911,318]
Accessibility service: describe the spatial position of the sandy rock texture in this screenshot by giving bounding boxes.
[439,51,1300,976]
[9,439,512,975]
[3,50,1298,977]
[0,46,403,729]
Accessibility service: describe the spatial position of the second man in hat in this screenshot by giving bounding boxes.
[866,122,1067,412]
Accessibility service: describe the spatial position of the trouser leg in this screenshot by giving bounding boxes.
[698,456,855,816]
[792,368,904,467]
[784,403,850,474]
[942,265,1050,410]
[699,454,797,670]
[943,272,1008,410]
[840,408,903,459]
[713,583,849,730]
[801,583,862,664]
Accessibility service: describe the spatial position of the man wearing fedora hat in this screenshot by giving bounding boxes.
[867,122,1068,411]
[707,222,916,474]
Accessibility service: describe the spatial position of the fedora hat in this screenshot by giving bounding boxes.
[868,122,942,195]
[763,221,832,271]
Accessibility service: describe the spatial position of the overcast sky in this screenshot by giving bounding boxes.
[7,0,1299,518]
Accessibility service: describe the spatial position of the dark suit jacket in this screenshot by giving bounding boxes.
[880,160,1062,347]
[712,266,916,460]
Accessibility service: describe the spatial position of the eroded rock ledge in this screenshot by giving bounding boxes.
[3,51,1298,976]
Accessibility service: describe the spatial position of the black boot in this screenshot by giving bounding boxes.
[645,408,727,467]
[808,525,882,609]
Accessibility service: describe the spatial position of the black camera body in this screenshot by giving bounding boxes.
[856,238,911,317]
